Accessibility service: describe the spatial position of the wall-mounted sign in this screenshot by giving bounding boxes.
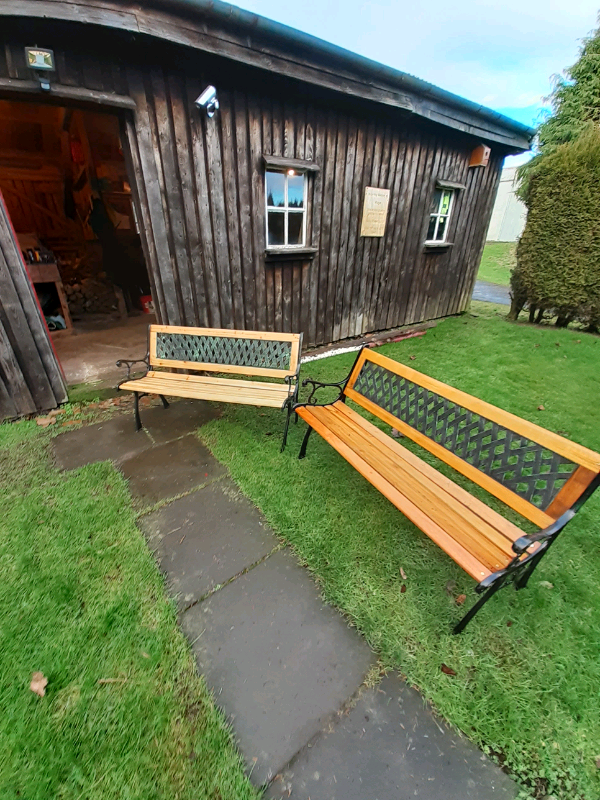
[25,48,55,70]
[360,186,390,237]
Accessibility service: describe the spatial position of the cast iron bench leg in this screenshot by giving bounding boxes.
[159,395,169,409]
[453,573,509,635]
[298,424,313,459]
[281,404,292,452]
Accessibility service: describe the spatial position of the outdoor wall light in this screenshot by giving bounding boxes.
[25,47,55,92]
[195,85,219,118]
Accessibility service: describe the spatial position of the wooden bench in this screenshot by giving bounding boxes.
[295,348,600,633]
[117,325,302,450]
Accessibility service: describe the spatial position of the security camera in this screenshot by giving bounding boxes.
[195,85,219,118]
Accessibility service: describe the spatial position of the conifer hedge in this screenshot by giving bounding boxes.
[510,126,600,330]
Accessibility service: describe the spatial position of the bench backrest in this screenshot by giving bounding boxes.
[344,348,600,527]
[149,325,302,379]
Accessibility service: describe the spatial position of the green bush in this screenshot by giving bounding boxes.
[510,126,600,329]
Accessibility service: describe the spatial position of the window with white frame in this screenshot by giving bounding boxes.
[265,169,307,248]
[426,187,454,243]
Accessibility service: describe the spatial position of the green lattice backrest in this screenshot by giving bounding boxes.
[149,325,302,379]
[344,349,600,527]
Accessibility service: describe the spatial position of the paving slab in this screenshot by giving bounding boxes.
[52,414,154,470]
[139,479,278,606]
[138,398,221,444]
[181,548,375,785]
[267,673,517,800]
[120,435,225,506]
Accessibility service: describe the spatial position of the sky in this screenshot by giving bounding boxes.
[231,0,599,164]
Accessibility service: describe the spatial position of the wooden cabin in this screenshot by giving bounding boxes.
[0,0,532,419]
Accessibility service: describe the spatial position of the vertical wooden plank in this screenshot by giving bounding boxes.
[324,113,347,343]
[314,108,337,346]
[357,120,385,334]
[170,74,209,326]
[152,70,197,324]
[332,114,358,342]
[274,267,283,331]
[0,198,65,410]
[120,114,167,323]
[307,107,325,347]
[282,262,293,331]
[339,117,367,340]
[0,316,35,418]
[218,88,245,328]
[203,87,235,328]
[248,94,267,330]
[233,90,257,329]
[366,123,398,330]
[126,67,181,324]
[352,119,377,336]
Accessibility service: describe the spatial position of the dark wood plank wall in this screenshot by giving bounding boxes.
[0,191,68,419]
[0,31,506,353]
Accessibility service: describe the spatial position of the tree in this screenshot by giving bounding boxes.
[509,126,600,330]
[517,19,600,203]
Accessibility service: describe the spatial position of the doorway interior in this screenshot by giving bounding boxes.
[0,98,154,387]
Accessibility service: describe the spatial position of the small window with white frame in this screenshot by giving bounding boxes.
[426,187,454,243]
[265,169,307,248]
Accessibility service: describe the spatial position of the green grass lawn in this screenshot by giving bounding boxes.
[478,241,517,286]
[0,421,258,800]
[200,310,600,800]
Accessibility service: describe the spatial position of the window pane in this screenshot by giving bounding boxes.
[267,211,285,245]
[436,215,448,241]
[440,190,452,216]
[288,174,305,208]
[288,212,304,245]
[427,215,437,241]
[430,188,442,214]
[266,171,285,207]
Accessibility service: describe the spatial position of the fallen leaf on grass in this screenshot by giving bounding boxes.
[409,355,416,360]
[30,671,48,697]
[400,584,406,594]
[595,755,600,769]
[539,580,554,589]
[537,405,545,411]
[400,567,407,580]
[36,416,56,427]
[455,594,466,606]
[61,420,79,427]
[441,664,457,677]
[47,408,66,417]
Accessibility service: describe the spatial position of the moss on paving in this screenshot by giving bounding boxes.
[0,421,258,800]
[478,241,516,286]
[199,310,600,800]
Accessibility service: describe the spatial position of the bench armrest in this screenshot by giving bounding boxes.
[511,509,576,555]
[297,376,348,407]
[116,355,150,382]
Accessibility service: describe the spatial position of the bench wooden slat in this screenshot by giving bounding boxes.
[333,402,524,543]
[545,465,598,518]
[119,377,290,408]
[306,403,516,572]
[142,371,291,397]
[347,348,600,472]
[297,405,493,582]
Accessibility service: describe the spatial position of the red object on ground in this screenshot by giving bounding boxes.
[140,295,154,313]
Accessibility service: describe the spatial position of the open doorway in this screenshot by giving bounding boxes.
[0,99,154,386]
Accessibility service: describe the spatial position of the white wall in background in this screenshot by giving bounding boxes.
[487,165,527,242]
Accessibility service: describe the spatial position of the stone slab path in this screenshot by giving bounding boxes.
[52,399,517,798]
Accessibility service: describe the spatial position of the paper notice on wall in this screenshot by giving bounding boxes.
[360,187,390,237]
